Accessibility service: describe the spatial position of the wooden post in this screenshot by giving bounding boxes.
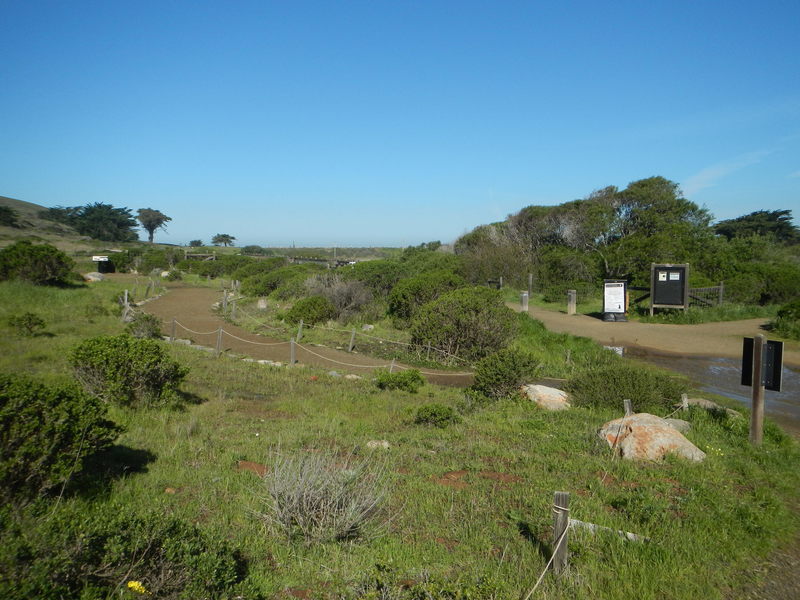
[426,345,431,361]
[499,276,504,288]
[528,273,533,295]
[624,399,633,416]
[567,290,577,315]
[521,291,529,312]
[215,328,223,357]
[290,337,296,365]
[749,334,766,445]
[389,358,396,373]
[553,491,570,575]
[222,291,228,314]
[348,328,356,352]
[124,289,129,308]
[231,298,237,320]
[297,319,304,341]
[170,318,176,342]
[681,393,688,411]
[718,281,724,306]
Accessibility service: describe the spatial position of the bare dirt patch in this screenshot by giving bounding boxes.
[432,470,469,490]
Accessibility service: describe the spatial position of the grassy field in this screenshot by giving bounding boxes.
[2,279,799,599]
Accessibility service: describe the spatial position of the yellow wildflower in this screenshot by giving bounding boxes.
[127,580,149,595]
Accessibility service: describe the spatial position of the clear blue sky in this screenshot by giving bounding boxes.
[1,1,798,247]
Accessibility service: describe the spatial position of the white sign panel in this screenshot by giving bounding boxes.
[92,256,109,261]
[604,282,626,313]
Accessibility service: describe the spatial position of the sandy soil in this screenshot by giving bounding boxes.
[139,283,473,386]
[517,306,800,367]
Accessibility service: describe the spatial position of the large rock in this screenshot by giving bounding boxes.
[521,384,571,411]
[599,413,706,462]
[84,272,105,282]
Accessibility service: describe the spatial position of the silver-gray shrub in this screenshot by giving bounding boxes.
[305,273,373,320]
[258,449,391,543]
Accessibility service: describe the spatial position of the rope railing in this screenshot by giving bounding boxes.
[173,321,219,336]
[295,343,393,369]
[221,329,291,347]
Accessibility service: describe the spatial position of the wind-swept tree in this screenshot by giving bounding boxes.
[137,208,172,243]
[714,210,799,243]
[188,239,204,247]
[212,233,236,247]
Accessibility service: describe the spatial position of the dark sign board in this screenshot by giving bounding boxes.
[741,337,784,392]
[651,263,689,308]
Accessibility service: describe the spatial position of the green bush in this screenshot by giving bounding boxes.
[374,368,424,393]
[0,206,20,227]
[165,269,182,281]
[6,312,46,337]
[285,295,336,325]
[770,298,800,340]
[410,287,518,361]
[566,363,690,413]
[0,241,75,285]
[125,311,163,339]
[343,259,408,295]
[414,403,461,428]
[387,270,466,322]
[70,335,188,408]
[471,348,538,400]
[241,265,315,297]
[232,257,286,281]
[0,373,121,505]
[0,503,249,599]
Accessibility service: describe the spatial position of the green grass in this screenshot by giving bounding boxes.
[634,303,777,324]
[1,279,799,598]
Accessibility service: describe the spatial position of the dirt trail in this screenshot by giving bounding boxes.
[140,283,473,386]
[514,305,800,367]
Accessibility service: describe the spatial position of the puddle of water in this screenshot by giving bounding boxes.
[626,349,800,435]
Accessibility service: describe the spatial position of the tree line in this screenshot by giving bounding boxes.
[454,176,800,305]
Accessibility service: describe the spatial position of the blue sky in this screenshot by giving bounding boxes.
[1,1,798,247]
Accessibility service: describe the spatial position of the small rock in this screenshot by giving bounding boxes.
[665,418,691,433]
[362,324,375,331]
[328,370,341,377]
[242,358,256,363]
[344,374,362,381]
[83,272,105,282]
[598,413,706,462]
[257,298,268,310]
[164,487,178,494]
[160,270,171,278]
[173,338,192,345]
[683,397,741,419]
[366,440,390,450]
[521,384,571,411]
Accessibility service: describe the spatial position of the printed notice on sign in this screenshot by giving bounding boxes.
[669,272,680,281]
[604,282,626,313]
[658,272,667,281]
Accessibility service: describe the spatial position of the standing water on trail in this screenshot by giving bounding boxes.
[627,350,800,436]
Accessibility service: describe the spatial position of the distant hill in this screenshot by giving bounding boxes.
[0,195,118,252]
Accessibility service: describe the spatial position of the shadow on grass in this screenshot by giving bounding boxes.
[517,520,552,560]
[65,445,157,499]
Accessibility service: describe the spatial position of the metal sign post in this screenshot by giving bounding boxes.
[741,335,784,445]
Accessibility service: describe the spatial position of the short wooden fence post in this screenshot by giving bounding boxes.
[528,273,533,295]
[222,291,228,314]
[290,337,296,365]
[567,290,577,315]
[521,291,529,312]
[499,276,504,288]
[170,318,176,342]
[231,298,237,321]
[681,393,688,411]
[297,319,304,341]
[553,491,570,575]
[389,358,396,373]
[348,328,356,352]
[215,328,223,357]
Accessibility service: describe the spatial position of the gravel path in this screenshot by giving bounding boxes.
[140,283,474,386]
[515,305,800,367]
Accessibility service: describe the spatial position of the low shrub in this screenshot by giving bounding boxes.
[0,241,74,285]
[305,273,373,320]
[387,270,466,322]
[410,287,518,361]
[343,259,408,296]
[241,265,315,297]
[285,295,337,325]
[414,403,461,428]
[374,368,424,393]
[471,348,538,400]
[232,257,286,281]
[0,503,250,599]
[770,298,800,340]
[70,335,188,408]
[6,312,46,337]
[0,373,121,505]
[259,450,390,543]
[125,311,163,339]
[164,269,182,281]
[565,362,690,413]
